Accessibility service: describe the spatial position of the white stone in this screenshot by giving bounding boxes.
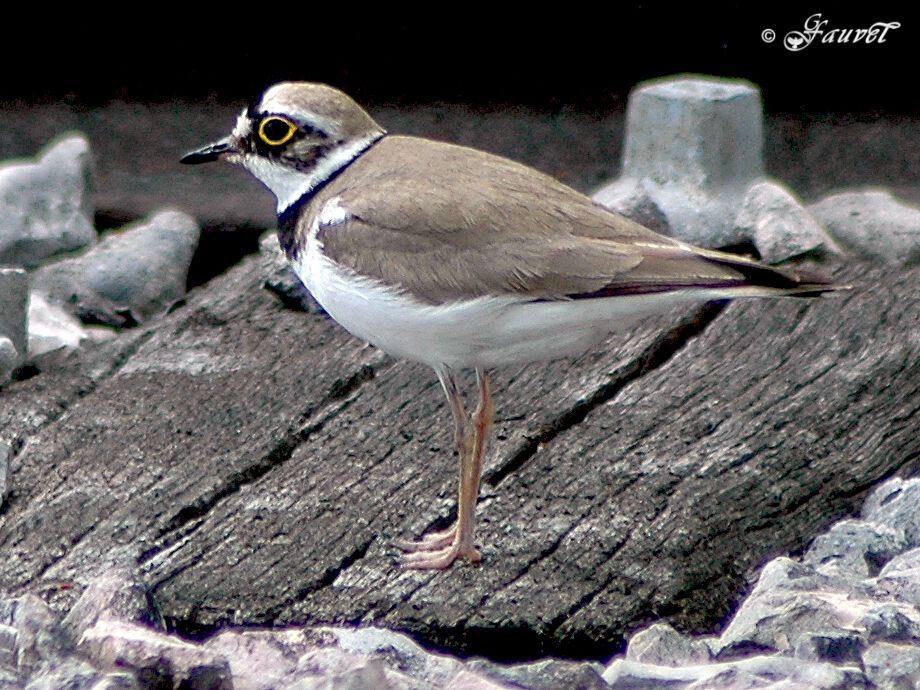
[603,655,858,689]
[0,134,96,268]
[876,548,920,608]
[735,180,841,263]
[27,293,90,365]
[78,620,231,686]
[625,621,711,666]
[715,557,879,656]
[862,477,920,546]
[809,189,920,266]
[803,518,907,581]
[862,641,920,688]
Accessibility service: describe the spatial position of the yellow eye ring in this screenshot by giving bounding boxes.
[258,116,297,146]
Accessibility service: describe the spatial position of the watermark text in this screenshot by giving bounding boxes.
[761,13,900,51]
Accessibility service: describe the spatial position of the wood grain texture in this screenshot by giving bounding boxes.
[0,256,913,662]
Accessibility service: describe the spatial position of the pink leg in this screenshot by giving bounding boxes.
[398,368,493,569]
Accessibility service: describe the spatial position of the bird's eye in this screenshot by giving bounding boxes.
[258,116,297,146]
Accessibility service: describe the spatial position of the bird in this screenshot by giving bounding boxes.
[182,82,844,569]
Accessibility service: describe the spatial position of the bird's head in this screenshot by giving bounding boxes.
[181,82,385,211]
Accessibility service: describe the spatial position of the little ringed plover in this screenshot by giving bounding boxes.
[182,82,844,569]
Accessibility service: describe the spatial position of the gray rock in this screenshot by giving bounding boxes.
[468,657,609,690]
[605,471,920,687]
[22,660,107,690]
[602,655,862,689]
[602,658,704,688]
[312,626,468,687]
[861,641,920,688]
[0,439,8,509]
[207,626,451,690]
[228,626,517,689]
[857,603,920,644]
[78,620,231,689]
[624,622,711,666]
[71,621,518,690]
[203,629,308,690]
[259,231,322,313]
[734,180,840,263]
[589,177,669,235]
[809,189,920,266]
[862,477,920,546]
[876,547,920,608]
[0,623,16,674]
[0,667,16,686]
[714,558,867,658]
[793,631,864,664]
[0,337,17,385]
[290,653,396,689]
[88,674,139,689]
[61,568,164,645]
[31,209,200,326]
[0,267,28,362]
[0,135,96,268]
[802,518,907,580]
[0,594,72,677]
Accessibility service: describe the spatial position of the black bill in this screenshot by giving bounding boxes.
[180,137,237,165]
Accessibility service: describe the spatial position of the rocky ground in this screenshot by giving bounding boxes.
[0,76,919,687]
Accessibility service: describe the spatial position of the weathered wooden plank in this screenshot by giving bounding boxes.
[0,254,384,596]
[0,248,715,636]
[142,301,719,633]
[5,254,910,662]
[147,261,919,660]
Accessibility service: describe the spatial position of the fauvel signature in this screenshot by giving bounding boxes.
[783,13,900,51]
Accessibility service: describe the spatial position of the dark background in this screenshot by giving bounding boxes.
[4,3,916,113]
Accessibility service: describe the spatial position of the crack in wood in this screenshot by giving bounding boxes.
[261,536,376,627]
[317,302,730,595]
[484,301,727,489]
[7,327,158,465]
[149,521,378,640]
[138,358,395,566]
[33,522,98,582]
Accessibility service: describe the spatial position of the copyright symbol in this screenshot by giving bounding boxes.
[761,28,775,43]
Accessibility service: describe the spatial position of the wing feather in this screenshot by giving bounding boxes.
[309,136,836,304]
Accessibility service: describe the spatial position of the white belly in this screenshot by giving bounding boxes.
[291,241,714,370]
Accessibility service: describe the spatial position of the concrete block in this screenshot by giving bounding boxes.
[594,75,831,261]
[620,75,763,187]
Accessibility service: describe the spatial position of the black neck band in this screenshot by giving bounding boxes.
[277,133,385,259]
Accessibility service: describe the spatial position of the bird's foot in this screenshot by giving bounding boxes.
[393,525,457,552]
[395,525,481,569]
